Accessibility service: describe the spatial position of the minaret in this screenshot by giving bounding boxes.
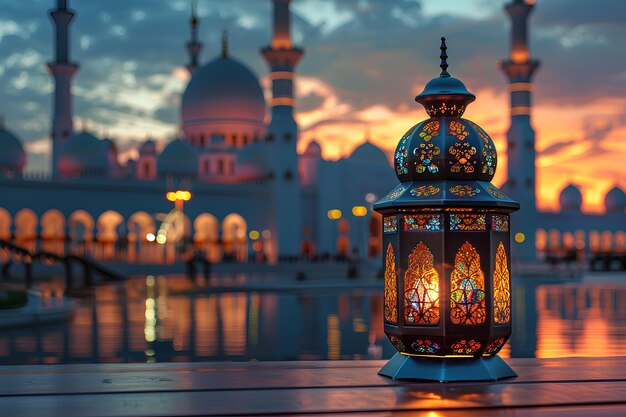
[186,0,202,74]
[261,0,304,260]
[499,0,540,263]
[47,0,79,179]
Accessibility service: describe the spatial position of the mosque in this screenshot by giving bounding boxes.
[0,0,622,266]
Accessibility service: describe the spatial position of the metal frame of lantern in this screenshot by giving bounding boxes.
[374,38,520,381]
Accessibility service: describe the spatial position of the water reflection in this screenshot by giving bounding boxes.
[1,275,626,365]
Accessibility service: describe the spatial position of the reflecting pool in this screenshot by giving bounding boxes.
[1,273,626,365]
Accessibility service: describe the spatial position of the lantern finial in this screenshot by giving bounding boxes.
[439,37,450,78]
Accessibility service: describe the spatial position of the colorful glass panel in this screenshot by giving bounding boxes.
[385,186,405,200]
[415,121,440,174]
[404,215,441,231]
[469,121,497,176]
[395,126,416,176]
[411,339,440,354]
[486,186,505,199]
[451,339,481,355]
[449,214,486,231]
[492,214,509,232]
[384,243,398,324]
[450,241,486,325]
[493,242,511,324]
[484,338,506,355]
[404,242,440,325]
[383,216,397,233]
[410,185,440,197]
[448,121,476,174]
[389,335,407,352]
[449,185,481,197]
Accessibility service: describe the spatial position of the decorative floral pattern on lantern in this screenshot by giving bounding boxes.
[492,214,509,232]
[450,242,486,325]
[385,186,405,200]
[411,339,441,354]
[449,185,481,197]
[395,126,417,176]
[468,121,497,176]
[484,338,506,355]
[451,339,482,355]
[415,122,441,174]
[383,216,398,233]
[493,242,511,324]
[404,242,440,325]
[449,214,486,231]
[384,243,398,324]
[410,185,440,197]
[486,186,505,199]
[389,335,407,352]
[449,139,477,173]
[404,214,441,231]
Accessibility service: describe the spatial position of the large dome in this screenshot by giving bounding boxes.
[181,55,267,146]
[0,126,26,173]
[605,186,626,214]
[559,184,583,212]
[58,132,109,176]
[350,141,390,166]
[158,139,198,177]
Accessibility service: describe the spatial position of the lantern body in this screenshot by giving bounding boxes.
[374,39,519,380]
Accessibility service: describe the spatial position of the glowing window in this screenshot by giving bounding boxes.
[411,339,440,354]
[450,241,486,325]
[383,216,397,233]
[403,214,441,231]
[493,242,511,324]
[492,214,509,232]
[384,243,398,324]
[404,242,440,325]
[449,214,486,231]
[451,339,481,355]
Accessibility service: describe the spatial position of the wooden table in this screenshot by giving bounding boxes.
[1,357,626,416]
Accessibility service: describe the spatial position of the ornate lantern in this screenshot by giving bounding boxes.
[374,38,519,381]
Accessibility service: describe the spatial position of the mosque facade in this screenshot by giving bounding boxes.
[0,0,622,266]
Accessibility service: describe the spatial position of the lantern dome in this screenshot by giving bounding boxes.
[0,124,26,173]
[605,186,626,214]
[379,37,517,211]
[559,184,583,212]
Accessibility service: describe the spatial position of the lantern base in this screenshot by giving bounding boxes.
[379,353,517,382]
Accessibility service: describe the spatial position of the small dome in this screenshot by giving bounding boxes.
[304,140,322,158]
[139,140,156,156]
[157,139,198,177]
[605,186,626,214]
[181,55,266,140]
[350,142,389,165]
[0,126,26,173]
[59,132,109,175]
[559,184,583,212]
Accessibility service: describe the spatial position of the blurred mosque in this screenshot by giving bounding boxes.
[0,0,622,265]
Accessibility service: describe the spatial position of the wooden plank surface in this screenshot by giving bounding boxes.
[1,358,626,416]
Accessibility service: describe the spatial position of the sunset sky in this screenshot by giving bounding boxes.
[0,0,625,213]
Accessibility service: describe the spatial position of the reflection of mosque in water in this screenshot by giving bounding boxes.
[0,277,391,364]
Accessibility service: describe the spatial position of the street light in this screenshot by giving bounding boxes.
[374,38,519,381]
[165,189,192,250]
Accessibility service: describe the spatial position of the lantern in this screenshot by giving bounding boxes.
[374,38,519,381]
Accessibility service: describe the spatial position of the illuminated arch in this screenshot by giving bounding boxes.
[403,242,439,325]
[97,210,124,260]
[589,230,600,254]
[536,228,547,258]
[41,209,65,255]
[384,243,398,324]
[450,241,486,325]
[193,213,220,262]
[68,210,94,253]
[15,208,38,252]
[0,208,11,240]
[601,231,613,253]
[493,242,511,324]
[222,213,247,263]
[615,231,626,253]
[127,211,155,263]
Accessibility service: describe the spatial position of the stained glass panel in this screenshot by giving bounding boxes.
[450,241,486,325]
[411,339,440,354]
[384,243,398,324]
[493,242,511,324]
[383,216,397,233]
[451,339,481,355]
[449,214,486,231]
[404,215,441,231]
[395,125,417,176]
[486,186,505,199]
[449,185,481,197]
[410,185,440,197]
[404,242,440,325]
[385,186,405,200]
[484,337,506,354]
[389,335,406,352]
[492,214,509,232]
